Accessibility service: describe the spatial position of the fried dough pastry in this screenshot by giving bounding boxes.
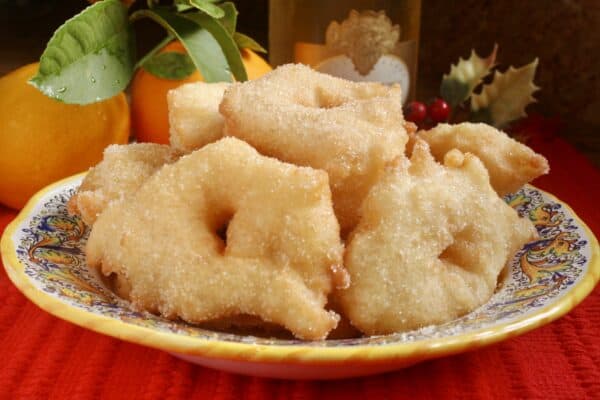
[86,137,345,340]
[419,123,549,195]
[68,143,179,225]
[219,64,408,234]
[337,140,537,335]
[167,82,230,153]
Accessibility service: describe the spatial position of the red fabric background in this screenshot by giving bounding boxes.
[1,119,599,399]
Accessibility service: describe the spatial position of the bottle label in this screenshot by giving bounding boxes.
[294,10,415,104]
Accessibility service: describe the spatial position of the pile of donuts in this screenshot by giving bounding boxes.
[69,64,549,340]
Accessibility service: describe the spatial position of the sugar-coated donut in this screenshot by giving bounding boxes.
[86,137,345,340]
[167,82,230,153]
[336,140,537,335]
[418,123,549,196]
[219,64,408,234]
[68,143,179,225]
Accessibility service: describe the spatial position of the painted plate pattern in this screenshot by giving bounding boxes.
[2,174,599,375]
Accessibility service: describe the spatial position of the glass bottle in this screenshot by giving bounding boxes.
[269,0,421,103]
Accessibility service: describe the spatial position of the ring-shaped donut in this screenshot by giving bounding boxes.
[220,64,408,234]
[86,138,345,340]
[336,140,537,335]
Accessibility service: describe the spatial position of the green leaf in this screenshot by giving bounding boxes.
[175,0,221,12]
[234,32,267,53]
[173,0,191,11]
[440,79,470,109]
[143,52,195,79]
[131,8,233,82]
[175,4,194,12]
[218,2,238,34]
[185,11,247,81]
[29,0,135,104]
[440,44,498,107]
[189,0,225,18]
[471,58,539,127]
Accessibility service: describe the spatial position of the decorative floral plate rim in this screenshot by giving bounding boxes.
[1,173,599,367]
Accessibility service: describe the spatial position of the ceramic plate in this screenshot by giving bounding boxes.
[2,174,599,380]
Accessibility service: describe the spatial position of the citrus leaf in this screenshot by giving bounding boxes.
[234,32,267,53]
[131,8,233,83]
[218,2,238,34]
[189,0,224,18]
[185,11,247,81]
[143,52,195,79]
[471,58,540,127]
[29,0,135,104]
[173,0,193,12]
[175,4,194,12]
[175,0,220,12]
[440,44,498,107]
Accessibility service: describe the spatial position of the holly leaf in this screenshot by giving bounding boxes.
[143,52,195,79]
[131,8,233,82]
[234,32,267,53]
[440,44,498,107]
[29,0,135,104]
[470,58,540,127]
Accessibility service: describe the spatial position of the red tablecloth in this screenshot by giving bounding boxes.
[1,119,599,399]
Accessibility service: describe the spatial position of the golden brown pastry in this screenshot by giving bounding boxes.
[86,138,345,340]
[337,140,537,335]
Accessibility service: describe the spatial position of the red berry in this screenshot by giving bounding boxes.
[404,101,427,123]
[428,98,451,123]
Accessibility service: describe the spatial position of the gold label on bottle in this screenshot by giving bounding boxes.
[294,10,415,104]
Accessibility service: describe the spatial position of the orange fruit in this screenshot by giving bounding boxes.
[130,42,272,144]
[240,48,273,80]
[0,63,130,209]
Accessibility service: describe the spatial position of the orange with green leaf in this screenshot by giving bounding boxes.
[0,0,270,209]
[131,42,271,144]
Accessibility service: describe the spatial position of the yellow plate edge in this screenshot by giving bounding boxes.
[2,174,599,365]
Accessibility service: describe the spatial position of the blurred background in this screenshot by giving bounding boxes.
[1,0,598,166]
